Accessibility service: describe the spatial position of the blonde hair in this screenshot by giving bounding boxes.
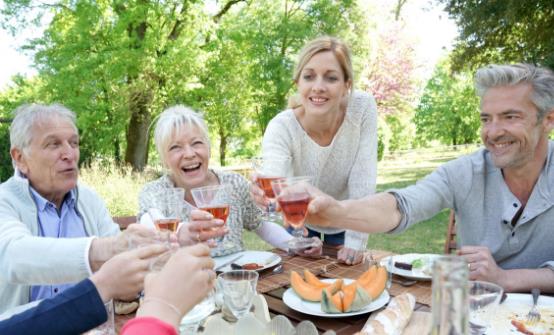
[153,105,210,165]
[288,36,353,109]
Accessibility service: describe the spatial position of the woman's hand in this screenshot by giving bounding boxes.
[338,247,364,265]
[138,244,216,328]
[91,244,168,302]
[290,237,323,258]
[249,173,270,210]
[178,210,228,246]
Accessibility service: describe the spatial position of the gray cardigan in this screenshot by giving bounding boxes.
[391,142,554,271]
[0,173,120,314]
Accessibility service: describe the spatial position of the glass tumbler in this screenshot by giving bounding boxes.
[430,255,469,335]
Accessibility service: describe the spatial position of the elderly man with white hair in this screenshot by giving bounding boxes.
[0,103,156,315]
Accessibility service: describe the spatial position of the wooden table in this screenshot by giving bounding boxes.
[115,246,432,334]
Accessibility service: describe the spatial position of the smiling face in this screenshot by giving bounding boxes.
[165,124,211,190]
[12,116,80,205]
[480,83,551,171]
[296,51,351,116]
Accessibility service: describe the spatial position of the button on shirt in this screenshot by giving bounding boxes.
[391,141,554,271]
[30,187,87,302]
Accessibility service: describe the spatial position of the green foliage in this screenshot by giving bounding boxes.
[414,60,481,146]
[0,124,12,181]
[439,0,554,71]
[79,160,156,216]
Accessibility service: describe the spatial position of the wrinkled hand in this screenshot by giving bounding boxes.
[458,246,504,284]
[91,244,168,302]
[178,210,227,247]
[338,247,364,265]
[138,244,215,327]
[250,173,270,210]
[118,223,171,252]
[90,224,166,272]
[290,237,323,258]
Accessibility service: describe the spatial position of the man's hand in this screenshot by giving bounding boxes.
[178,210,228,246]
[458,246,505,284]
[338,247,364,265]
[90,244,168,302]
[306,186,345,228]
[89,224,161,271]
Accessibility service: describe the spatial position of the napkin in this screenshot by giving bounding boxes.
[139,208,163,230]
[355,293,416,335]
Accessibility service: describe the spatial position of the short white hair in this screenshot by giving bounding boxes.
[10,103,77,155]
[153,105,210,164]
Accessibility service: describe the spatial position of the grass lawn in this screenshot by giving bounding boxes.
[243,145,479,254]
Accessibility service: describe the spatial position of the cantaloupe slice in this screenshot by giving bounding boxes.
[304,269,331,288]
[290,270,323,302]
[359,266,387,300]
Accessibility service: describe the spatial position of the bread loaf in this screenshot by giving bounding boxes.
[354,293,415,335]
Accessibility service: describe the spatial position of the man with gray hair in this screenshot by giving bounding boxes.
[0,103,156,314]
[303,63,554,293]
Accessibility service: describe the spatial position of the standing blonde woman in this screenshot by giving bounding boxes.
[251,36,378,265]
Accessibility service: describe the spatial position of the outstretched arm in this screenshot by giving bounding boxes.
[307,188,402,234]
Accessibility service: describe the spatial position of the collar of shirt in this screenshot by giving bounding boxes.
[29,185,77,212]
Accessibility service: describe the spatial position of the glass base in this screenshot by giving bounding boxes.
[287,237,316,250]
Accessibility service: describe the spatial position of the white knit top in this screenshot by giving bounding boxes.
[262,90,378,248]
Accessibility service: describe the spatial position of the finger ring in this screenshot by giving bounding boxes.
[196,232,201,242]
[468,263,472,271]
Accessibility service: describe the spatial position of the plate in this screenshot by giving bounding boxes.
[282,278,390,318]
[486,293,554,334]
[213,250,281,272]
[380,253,441,281]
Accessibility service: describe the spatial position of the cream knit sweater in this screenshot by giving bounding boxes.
[262,90,378,248]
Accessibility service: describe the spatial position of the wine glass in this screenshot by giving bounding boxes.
[468,281,503,334]
[191,184,231,242]
[218,270,259,320]
[270,176,313,250]
[179,291,216,334]
[151,188,185,233]
[251,156,290,221]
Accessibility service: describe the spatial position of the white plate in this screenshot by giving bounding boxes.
[282,278,390,318]
[486,293,554,334]
[213,250,281,272]
[380,253,441,281]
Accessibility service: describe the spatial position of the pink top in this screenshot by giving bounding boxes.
[120,317,177,335]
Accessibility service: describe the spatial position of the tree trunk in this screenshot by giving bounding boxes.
[124,89,153,171]
[219,129,227,167]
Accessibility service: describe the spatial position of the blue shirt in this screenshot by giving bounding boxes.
[29,187,87,302]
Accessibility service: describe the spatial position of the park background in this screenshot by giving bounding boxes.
[1,0,552,253]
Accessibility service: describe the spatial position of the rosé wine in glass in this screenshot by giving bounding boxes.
[251,157,290,221]
[271,176,313,249]
[191,184,231,242]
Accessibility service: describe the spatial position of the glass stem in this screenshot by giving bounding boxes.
[292,227,304,238]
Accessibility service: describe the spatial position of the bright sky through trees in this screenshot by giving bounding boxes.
[0,1,457,89]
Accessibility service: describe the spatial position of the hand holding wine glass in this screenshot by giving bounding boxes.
[250,156,290,220]
[271,176,314,250]
[191,184,231,243]
[178,209,228,247]
[137,244,216,330]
